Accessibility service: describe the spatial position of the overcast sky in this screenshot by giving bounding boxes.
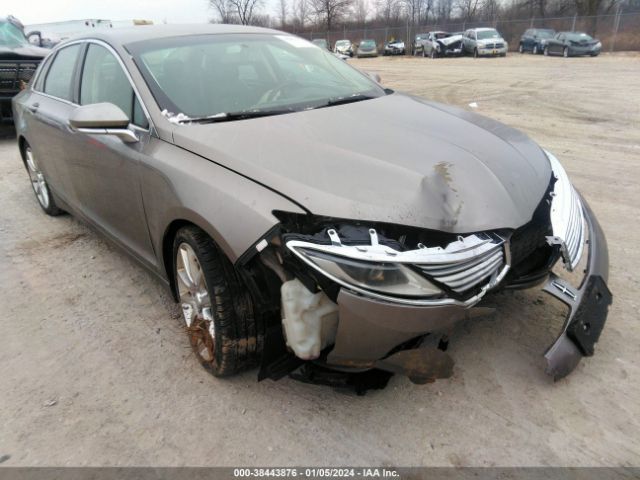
[10,0,217,26]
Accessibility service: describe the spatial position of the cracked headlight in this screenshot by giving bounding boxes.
[290,247,442,298]
[545,150,586,271]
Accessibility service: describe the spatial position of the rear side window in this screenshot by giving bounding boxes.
[44,44,81,101]
[80,44,148,128]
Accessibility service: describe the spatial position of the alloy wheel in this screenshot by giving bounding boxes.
[25,148,50,210]
[176,242,215,362]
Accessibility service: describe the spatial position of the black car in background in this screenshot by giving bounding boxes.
[0,16,48,123]
[544,31,601,57]
[519,28,555,54]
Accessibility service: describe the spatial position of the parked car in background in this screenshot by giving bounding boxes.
[518,28,555,54]
[334,39,353,56]
[421,31,463,58]
[0,15,48,123]
[312,38,330,50]
[13,24,611,389]
[543,31,601,57]
[383,40,405,55]
[462,28,508,57]
[412,33,429,55]
[356,39,378,57]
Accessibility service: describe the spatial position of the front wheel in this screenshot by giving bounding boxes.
[563,46,569,58]
[173,226,262,377]
[24,145,63,216]
[430,48,437,59]
[473,48,478,59]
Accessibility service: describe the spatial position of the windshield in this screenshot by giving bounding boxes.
[128,34,385,119]
[537,30,555,38]
[565,32,594,41]
[335,40,350,47]
[477,30,500,40]
[360,40,376,48]
[434,32,450,39]
[0,20,29,48]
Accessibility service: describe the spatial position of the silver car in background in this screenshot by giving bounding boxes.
[462,28,508,57]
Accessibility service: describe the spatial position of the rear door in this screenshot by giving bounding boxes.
[65,41,156,266]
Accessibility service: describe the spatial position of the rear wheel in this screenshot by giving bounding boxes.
[173,226,262,377]
[24,145,63,216]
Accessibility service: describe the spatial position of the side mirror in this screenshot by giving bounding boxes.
[26,31,43,47]
[69,103,138,143]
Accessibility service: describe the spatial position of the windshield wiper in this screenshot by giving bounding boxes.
[321,94,377,108]
[177,108,295,124]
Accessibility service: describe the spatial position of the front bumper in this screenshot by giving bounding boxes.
[477,46,507,56]
[325,195,611,382]
[543,195,611,379]
[441,47,462,56]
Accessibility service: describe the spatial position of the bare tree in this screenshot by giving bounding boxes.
[434,0,454,20]
[457,0,483,20]
[277,0,289,27]
[209,0,235,23]
[227,0,264,24]
[352,0,370,23]
[310,0,354,30]
[292,0,310,28]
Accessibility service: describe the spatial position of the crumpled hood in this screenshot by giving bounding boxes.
[0,45,49,59]
[439,35,463,46]
[172,93,552,233]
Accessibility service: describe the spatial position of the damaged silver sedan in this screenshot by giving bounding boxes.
[12,25,612,392]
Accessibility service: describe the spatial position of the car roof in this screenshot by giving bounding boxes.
[473,27,498,31]
[64,23,284,46]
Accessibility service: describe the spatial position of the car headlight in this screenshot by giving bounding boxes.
[545,150,586,271]
[290,247,442,298]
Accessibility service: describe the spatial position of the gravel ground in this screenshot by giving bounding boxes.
[0,53,639,467]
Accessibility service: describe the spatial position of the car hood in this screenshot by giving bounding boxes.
[172,93,552,233]
[0,44,49,59]
[439,35,463,46]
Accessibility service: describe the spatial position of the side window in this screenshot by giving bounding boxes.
[80,43,148,128]
[44,44,81,101]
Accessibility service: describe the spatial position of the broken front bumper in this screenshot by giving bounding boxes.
[325,195,611,382]
[543,195,612,380]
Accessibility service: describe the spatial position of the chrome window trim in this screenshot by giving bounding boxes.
[32,38,154,133]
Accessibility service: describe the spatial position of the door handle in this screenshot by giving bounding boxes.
[28,102,39,113]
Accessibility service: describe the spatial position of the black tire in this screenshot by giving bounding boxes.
[533,44,539,54]
[22,144,64,216]
[563,46,569,58]
[473,48,478,59]
[173,226,263,377]
[430,48,437,59]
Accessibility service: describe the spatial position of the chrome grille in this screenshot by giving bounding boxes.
[0,61,39,94]
[418,241,504,293]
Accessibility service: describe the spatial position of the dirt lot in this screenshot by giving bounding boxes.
[1,53,639,467]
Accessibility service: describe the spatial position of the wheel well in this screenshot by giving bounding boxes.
[162,219,197,301]
[18,136,28,166]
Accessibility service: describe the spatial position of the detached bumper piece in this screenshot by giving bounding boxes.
[543,198,612,380]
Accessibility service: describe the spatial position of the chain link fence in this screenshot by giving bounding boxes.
[299,11,640,53]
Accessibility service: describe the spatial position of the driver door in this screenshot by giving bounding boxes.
[65,42,156,267]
